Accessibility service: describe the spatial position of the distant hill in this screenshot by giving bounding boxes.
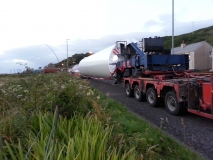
[163,25,213,49]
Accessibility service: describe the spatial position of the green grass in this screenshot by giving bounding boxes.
[97,95,204,160]
[1,112,136,160]
[0,73,205,160]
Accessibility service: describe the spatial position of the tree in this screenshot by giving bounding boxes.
[54,52,92,67]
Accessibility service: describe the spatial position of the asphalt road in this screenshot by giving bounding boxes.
[89,79,213,160]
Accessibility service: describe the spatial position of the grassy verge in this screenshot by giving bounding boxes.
[95,92,203,160]
[0,73,204,160]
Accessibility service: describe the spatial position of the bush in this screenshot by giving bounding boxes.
[0,73,95,142]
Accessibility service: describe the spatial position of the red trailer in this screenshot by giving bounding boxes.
[123,72,213,120]
[43,68,61,73]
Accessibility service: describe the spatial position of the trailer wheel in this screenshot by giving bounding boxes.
[146,87,158,107]
[134,85,144,101]
[125,83,134,97]
[165,91,184,115]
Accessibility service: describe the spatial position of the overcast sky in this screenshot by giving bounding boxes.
[0,0,212,73]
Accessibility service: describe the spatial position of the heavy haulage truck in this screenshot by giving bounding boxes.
[79,37,213,120]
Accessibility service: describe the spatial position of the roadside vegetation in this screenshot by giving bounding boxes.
[0,72,204,159]
[164,25,213,49]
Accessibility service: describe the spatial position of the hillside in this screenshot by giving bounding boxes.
[163,25,213,49]
[54,25,213,67]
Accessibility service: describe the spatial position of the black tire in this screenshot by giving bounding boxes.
[134,85,145,101]
[165,91,185,115]
[146,87,158,107]
[125,83,134,97]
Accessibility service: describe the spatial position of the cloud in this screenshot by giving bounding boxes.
[142,20,161,30]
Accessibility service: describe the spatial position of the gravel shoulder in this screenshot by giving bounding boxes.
[89,79,213,160]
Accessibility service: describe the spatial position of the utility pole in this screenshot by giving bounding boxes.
[66,39,70,68]
[172,0,174,55]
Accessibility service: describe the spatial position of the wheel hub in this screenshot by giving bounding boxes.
[148,92,154,104]
[167,96,176,111]
[135,89,140,98]
[126,86,130,94]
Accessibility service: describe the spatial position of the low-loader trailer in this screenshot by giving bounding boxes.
[115,37,213,119]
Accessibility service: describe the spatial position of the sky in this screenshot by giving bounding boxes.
[0,0,212,73]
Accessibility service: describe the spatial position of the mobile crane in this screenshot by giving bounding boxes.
[114,37,213,120]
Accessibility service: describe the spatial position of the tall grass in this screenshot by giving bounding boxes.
[1,112,136,160]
